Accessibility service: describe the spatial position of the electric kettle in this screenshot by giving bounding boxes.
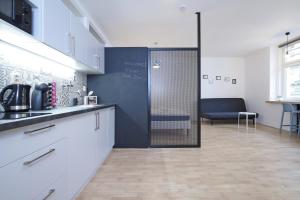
[0,84,31,112]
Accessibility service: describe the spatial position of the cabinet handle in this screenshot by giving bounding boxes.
[24,124,55,135]
[97,112,100,130]
[71,36,76,56]
[98,112,100,130]
[95,112,98,131]
[23,149,55,166]
[97,112,99,130]
[42,189,55,200]
[67,33,72,55]
[94,54,100,69]
[98,56,101,69]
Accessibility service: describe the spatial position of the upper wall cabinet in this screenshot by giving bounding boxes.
[0,0,105,74]
[87,32,105,73]
[69,12,90,66]
[42,0,71,55]
[98,41,105,73]
[29,0,105,74]
[69,12,105,74]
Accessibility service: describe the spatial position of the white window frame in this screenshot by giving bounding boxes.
[281,40,300,100]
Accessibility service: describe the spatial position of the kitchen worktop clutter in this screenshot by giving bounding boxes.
[0,79,87,115]
[0,83,31,112]
[0,65,87,107]
[0,82,55,113]
[31,82,55,111]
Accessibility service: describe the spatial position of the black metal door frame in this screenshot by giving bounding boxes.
[148,48,200,148]
[148,13,201,148]
[148,48,201,148]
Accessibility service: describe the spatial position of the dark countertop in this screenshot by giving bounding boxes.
[0,104,115,132]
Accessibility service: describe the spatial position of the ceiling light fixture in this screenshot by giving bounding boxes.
[286,32,290,55]
[153,60,160,69]
[179,4,187,12]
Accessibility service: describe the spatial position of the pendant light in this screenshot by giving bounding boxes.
[286,32,290,55]
[153,60,160,69]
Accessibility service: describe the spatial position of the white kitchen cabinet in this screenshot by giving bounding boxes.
[103,108,115,153]
[27,0,43,40]
[95,108,115,167]
[0,0,105,74]
[0,107,115,200]
[42,0,70,55]
[94,40,105,74]
[95,110,108,167]
[35,175,67,200]
[86,32,98,69]
[108,107,115,148]
[0,120,65,168]
[69,12,90,66]
[87,33,99,70]
[60,9,105,73]
[87,33,105,73]
[99,41,105,73]
[0,139,67,200]
[66,113,98,199]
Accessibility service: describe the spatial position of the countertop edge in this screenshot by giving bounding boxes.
[0,104,116,133]
[266,100,300,104]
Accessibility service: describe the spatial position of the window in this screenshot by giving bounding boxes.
[283,42,300,64]
[281,40,300,99]
[285,65,300,99]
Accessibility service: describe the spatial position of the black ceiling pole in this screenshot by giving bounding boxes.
[286,32,290,55]
[196,12,201,148]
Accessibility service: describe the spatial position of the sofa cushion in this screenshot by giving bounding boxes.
[201,98,247,113]
[201,112,258,120]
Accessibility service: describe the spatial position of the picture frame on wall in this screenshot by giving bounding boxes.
[216,76,221,80]
[203,75,208,79]
[232,79,237,84]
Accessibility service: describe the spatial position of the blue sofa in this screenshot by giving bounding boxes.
[200,98,258,125]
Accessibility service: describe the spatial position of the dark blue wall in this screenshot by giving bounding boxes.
[87,47,149,148]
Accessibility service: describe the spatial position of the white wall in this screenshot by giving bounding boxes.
[244,48,283,128]
[201,57,245,98]
[202,51,285,129]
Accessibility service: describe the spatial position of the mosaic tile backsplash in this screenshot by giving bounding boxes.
[0,64,87,107]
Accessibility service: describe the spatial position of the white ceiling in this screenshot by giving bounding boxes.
[80,0,300,56]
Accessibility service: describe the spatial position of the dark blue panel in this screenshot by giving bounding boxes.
[88,47,149,148]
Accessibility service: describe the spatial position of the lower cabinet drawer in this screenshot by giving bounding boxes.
[34,175,67,200]
[0,120,64,168]
[0,139,67,200]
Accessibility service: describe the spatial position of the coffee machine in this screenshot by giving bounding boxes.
[31,83,53,110]
[0,84,31,112]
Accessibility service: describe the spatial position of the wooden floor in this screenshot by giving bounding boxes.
[77,122,300,200]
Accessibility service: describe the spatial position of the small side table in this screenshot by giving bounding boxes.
[238,112,257,129]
